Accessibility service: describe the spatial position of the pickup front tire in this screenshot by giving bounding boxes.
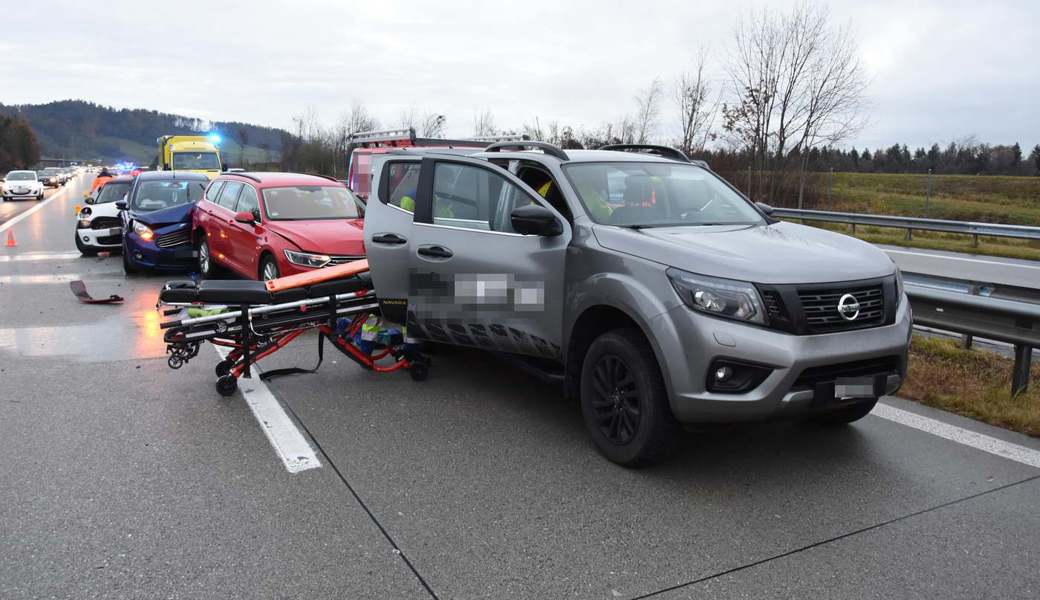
[580,328,681,467]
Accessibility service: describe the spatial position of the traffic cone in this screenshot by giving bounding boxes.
[5,230,15,248]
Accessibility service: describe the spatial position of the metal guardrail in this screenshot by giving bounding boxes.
[905,283,1038,395]
[772,208,1040,244]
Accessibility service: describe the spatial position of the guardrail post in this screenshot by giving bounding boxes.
[1012,345,1033,397]
[905,228,913,241]
[972,233,979,247]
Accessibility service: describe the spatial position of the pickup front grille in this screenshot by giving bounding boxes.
[797,284,884,332]
[156,229,191,248]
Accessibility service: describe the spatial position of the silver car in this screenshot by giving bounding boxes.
[364,143,911,466]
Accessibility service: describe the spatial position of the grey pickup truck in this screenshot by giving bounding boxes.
[363,142,911,466]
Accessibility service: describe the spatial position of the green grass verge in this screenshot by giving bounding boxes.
[803,221,1040,261]
[821,171,1040,226]
[900,336,1040,436]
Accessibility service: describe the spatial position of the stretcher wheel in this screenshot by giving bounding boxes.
[216,375,238,397]
[215,359,233,377]
[409,361,429,382]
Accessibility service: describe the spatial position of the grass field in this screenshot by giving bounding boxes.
[901,335,1039,436]
[792,172,1040,260]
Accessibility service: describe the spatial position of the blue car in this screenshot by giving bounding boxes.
[119,171,209,273]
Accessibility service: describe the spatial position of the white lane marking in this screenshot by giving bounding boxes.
[885,248,1040,271]
[0,184,71,233]
[213,346,321,474]
[874,402,1040,469]
[0,251,83,262]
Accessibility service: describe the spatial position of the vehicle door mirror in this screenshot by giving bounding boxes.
[84,195,95,205]
[235,210,257,224]
[511,204,562,236]
[115,200,127,210]
[755,202,775,216]
[251,208,262,223]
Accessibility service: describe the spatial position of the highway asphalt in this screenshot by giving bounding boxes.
[2,176,1039,599]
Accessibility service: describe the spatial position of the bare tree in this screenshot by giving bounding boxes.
[473,109,496,137]
[398,107,445,137]
[676,49,719,154]
[634,78,663,144]
[419,113,446,137]
[722,3,865,204]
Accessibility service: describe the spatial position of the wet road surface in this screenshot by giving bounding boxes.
[1,175,1039,599]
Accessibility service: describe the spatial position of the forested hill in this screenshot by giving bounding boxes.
[0,100,286,165]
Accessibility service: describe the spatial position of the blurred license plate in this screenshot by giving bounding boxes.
[107,227,122,236]
[835,376,876,398]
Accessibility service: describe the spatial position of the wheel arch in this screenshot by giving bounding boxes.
[565,303,672,404]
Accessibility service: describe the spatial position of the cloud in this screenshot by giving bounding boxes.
[3,0,1037,148]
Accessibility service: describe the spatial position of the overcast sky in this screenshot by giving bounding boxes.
[3,0,1038,150]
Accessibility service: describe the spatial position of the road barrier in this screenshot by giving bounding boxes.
[772,207,1040,245]
[905,283,1038,396]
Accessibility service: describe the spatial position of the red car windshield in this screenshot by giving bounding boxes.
[262,186,360,221]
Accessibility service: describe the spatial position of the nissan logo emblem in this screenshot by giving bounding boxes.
[837,293,861,321]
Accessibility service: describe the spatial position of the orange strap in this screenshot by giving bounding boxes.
[264,259,369,292]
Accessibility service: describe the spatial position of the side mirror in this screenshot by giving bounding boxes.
[755,202,775,216]
[115,200,127,210]
[84,196,95,205]
[251,208,262,223]
[511,204,562,236]
[235,210,257,224]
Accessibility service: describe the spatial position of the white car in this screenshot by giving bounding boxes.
[2,170,45,201]
[75,176,132,255]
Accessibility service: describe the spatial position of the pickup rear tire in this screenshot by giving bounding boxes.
[580,328,680,467]
[811,397,878,425]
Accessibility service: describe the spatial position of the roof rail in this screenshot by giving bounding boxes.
[348,127,416,144]
[598,144,690,162]
[227,171,262,183]
[484,141,568,161]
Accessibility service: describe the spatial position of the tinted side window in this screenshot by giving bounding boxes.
[432,163,536,233]
[218,181,243,210]
[236,185,259,214]
[206,180,225,203]
[381,162,421,213]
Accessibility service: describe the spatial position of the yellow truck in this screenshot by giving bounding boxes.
[156,135,222,179]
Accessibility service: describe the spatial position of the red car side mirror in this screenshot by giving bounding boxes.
[234,210,257,224]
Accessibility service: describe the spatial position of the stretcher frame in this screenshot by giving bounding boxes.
[158,273,428,396]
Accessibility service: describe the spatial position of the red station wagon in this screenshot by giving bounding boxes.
[193,172,365,280]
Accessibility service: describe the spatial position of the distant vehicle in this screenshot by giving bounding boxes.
[75,175,133,255]
[2,170,44,201]
[345,128,524,200]
[38,167,65,187]
[119,171,208,273]
[193,172,365,280]
[156,135,222,179]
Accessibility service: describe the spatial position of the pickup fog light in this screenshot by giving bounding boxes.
[284,249,331,268]
[132,221,154,241]
[707,359,772,393]
[667,268,766,324]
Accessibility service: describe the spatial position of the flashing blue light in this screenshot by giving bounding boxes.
[207,133,222,145]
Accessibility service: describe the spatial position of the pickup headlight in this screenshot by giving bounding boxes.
[284,249,331,268]
[667,268,766,324]
[132,221,154,241]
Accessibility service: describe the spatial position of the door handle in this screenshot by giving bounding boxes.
[417,245,453,259]
[372,233,407,245]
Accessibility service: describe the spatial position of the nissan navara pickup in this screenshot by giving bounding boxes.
[363,142,911,466]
